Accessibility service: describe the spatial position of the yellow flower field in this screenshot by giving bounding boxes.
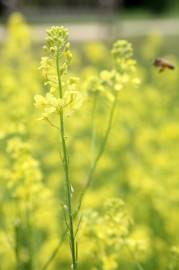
[0,13,179,270]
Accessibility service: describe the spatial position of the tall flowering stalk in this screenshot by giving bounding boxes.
[34,26,82,270]
[35,26,140,269]
[76,40,140,216]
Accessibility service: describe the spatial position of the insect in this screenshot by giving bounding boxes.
[153,58,175,72]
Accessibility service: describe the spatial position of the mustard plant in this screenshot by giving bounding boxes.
[34,26,82,270]
[0,14,54,270]
[75,40,139,216]
[35,26,139,269]
[4,136,52,270]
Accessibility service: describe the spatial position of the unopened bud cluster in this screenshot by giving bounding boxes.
[44,27,70,55]
[42,26,72,75]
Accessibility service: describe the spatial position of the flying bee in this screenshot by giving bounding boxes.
[153,58,175,72]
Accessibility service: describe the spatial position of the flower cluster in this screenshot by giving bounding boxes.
[80,198,150,269]
[80,198,131,269]
[43,26,72,75]
[34,76,81,119]
[82,198,131,243]
[6,137,51,206]
[2,135,57,269]
[84,40,140,102]
[34,26,83,121]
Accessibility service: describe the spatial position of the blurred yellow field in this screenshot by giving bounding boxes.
[0,13,179,270]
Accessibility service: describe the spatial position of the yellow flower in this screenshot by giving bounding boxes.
[34,94,47,108]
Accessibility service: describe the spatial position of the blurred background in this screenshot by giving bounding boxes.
[0,0,179,17]
[1,1,179,270]
[0,0,179,43]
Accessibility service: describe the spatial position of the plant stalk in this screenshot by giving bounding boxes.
[41,228,67,270]
[56,49,77,270]
[91,93,98,165]
[14,221,21,270]
[75,93,118,216]
[26,206,33,270]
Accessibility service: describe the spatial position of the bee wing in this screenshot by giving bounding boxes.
[163,55,175,68]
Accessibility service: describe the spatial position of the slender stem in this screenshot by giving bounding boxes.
[26,206,33,270]
[123,240,144,270]
[14,221,20,270]
[41,228,67,270]
[14,203,21,270]
[56,49,77,270]
[91,93,98,165]
[75,93,118,216]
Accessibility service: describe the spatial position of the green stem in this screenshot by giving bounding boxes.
[75,93,118,216]
[91,93,98,165]
[26,206,33,270]
[41,228,67,270]
[56,49,77,270]
[14,221,21,270]
[14,203,21,270]
[123,240,144,270]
